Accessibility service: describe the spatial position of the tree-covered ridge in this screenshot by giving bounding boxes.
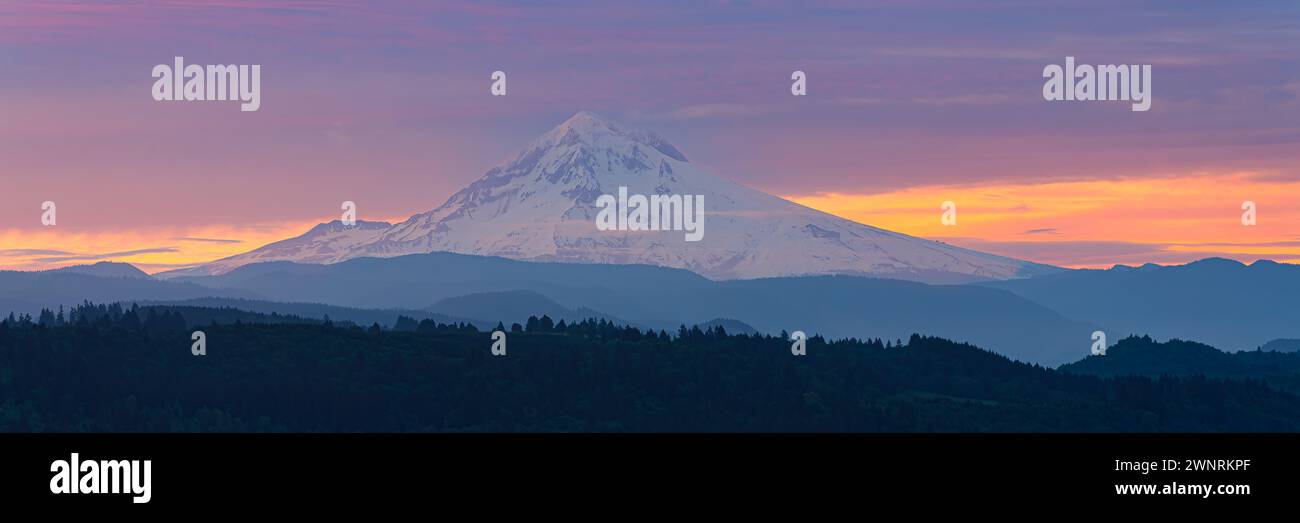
[1061,335,1300,395]
[2,303,1300,432]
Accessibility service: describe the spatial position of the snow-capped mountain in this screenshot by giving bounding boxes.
[161,111,1056,282]
[162,220,391,278]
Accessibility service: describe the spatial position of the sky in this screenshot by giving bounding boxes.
[2,0,1299,272]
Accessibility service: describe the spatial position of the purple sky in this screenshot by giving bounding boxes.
[2,0,1298,269]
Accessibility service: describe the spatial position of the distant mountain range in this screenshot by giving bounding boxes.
[48,261,152,279]
[6,253,1299,367]
[426,290,632,329]
[982,258,1300,351]
[152,251,1099,366]
[0,263,249,320]
[5,115,1298,368]
[1262,339,1300,353]
[134,297,473,329]
[9,249,1300,368]
[159,111,1057,283]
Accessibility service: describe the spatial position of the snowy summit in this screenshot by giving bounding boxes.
[161,111,1055,282]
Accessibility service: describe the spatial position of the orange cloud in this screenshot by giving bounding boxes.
[787,172,1300,268]
[0,216,400,274]
[4,172,1296,274]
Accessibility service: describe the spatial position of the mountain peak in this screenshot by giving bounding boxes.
[1184,257,1246,270]
[169,111,1048,282]
[561,110,613,127]
[306,220,392,235]
[546,110,620,138]
[48,261,152,279]
[535,111,688,163]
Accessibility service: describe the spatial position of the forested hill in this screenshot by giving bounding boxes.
[1061,335,1300,395]
[2,304,1300,432]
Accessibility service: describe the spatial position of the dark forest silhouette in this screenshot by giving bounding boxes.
[3,302,1300,432]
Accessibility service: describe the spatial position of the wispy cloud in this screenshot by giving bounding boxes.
[651,103,761,121]
[834,94,1016,107]
[35,247,179,263]
[171,237,243,244]
[0,248,75,257]
[871,46,1053,61]
[835,97,888,107]
[913,94,1014,106]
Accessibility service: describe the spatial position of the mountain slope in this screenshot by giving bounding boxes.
[174,252,1098,366]
[427,290,629,328]
[1262,339,1300,353]
[160,220,391,278]
[0,269,250,318]
[982,258,1300,351]
[162,111,1056,283]
[49,261,152,279]
[136,297,473,329]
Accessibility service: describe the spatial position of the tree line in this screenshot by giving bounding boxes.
[3,302,1300,432]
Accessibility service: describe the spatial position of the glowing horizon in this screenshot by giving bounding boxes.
[6,168,1298,274]
[2,1,1298,273]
